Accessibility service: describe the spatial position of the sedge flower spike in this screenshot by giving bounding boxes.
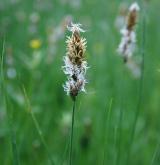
[62,23,88,100]
[118,2,140,63]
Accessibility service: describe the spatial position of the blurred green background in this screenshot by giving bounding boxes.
[0,0,160,164]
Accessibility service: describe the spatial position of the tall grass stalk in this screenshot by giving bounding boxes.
[113,123,118,165]
[102,98,113,165]
[22,86,55,165]
[115,65,126,165]
[1,38,20,165]
[62,23,87,164]
[126,2,146,163]
[69,99,76,165]
[62,101,82,165]
[116,104,123,165]
[150,142,160,165]
[60,136,70,165]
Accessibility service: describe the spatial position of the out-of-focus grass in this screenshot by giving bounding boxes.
[0,0,160,165]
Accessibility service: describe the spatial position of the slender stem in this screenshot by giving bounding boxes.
[126,4,146,164]
[69,99,76,165]
[22,86,55,165]
[102,98,113,165]
[30,111,55,165]
[114,125,118,165]
[1,38,20,165]
[115,65,126,165]
[116,106,123,165]
[60,137,70,165]
[1,37,5,85]
[151,142,160,165]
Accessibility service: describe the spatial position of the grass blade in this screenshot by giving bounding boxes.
[126,3,146,163]
[22,86,55,165]
[116,105,123,165]
[1,38,20,165]
[151,142,160,165]
[102,98,113,165]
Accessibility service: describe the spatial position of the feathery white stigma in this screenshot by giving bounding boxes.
[67,22,85,33]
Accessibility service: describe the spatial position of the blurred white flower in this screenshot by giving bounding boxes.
[117,2,140,62]
[47,15,73,63]
[129,2,140,11]
[126,58,141,78]
[30,12,40,24]
[115,3,128,30]
[7,67,17,79]
[60,112,72,136]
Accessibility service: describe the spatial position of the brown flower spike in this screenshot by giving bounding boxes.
[63,23,88,100]
[118,2,140,63]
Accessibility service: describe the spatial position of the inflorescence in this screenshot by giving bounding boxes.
[63,23,88,100]
[118,2,140,63]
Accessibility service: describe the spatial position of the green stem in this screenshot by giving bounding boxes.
[69,99,76,165]
[151,142,160,165]
[126,3,146,164]
[22,86,55,165]
[116,106,123,165]
[102,98,113,165]
[60,137,70,165]
[1,38,20,165]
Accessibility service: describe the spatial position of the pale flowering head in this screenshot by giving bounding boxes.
[63,23,88,100]
[117,2,140,63]
[118,29,136,62]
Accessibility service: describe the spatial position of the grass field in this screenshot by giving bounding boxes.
[0,0,160,165]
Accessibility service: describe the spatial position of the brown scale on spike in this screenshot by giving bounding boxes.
[67,32,86,67]
[127,8,138,31]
